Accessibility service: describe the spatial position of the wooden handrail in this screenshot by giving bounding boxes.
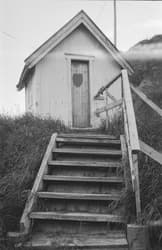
[131,85,162,118]
[94,69,142,223]
[20,133,57,233]
[106,90,117,102]
[94,68,162,224]
[122,69,141,223]
[139,140,162,165]
[131,84,162,166]
[122,70,140,153]
[123,101,135,189]
[94,72,121,99]
[95,99,122,116]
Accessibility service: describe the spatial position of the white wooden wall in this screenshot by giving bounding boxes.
[25,25,122,127]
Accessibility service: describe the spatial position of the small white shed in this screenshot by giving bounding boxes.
[17,10,133,128]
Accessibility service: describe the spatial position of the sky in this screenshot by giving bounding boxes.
[0,0,162,115]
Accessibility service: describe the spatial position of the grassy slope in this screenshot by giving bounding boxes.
[0,114,67,233]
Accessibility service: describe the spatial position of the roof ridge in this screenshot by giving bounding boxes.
[17,10,133,90]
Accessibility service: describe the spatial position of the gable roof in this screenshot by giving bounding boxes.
[17,10,133,90]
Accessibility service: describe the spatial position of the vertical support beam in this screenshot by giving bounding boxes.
[132,153,142,224]
[120,135,128,189]
[113,0,117,46]
[105,90,109,130]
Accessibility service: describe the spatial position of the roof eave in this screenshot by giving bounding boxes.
[18,10,133,90]
[24,10,133,74]
[17,65,34,91]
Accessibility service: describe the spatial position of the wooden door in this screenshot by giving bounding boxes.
[71,60,90,128]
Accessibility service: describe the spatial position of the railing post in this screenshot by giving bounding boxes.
[105,89,109,130]
[122,69,142,224]
[132,153,142,224]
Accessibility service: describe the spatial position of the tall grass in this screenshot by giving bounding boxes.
[0,114,67,234]
[134,94,162,249]
[100,111,124,138]
[102,91,162,248]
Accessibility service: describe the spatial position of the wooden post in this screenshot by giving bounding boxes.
[127,224,150,250]
[132,153,141,223]
[105,90,109,130]
[113,0,117,46]
[120,135,128,189]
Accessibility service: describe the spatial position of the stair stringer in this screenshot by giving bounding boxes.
[8,133,58,241]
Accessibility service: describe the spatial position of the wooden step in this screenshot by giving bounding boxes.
[59,133,117,140]
[48,160,121,168]
[56,137,121,146]
[43,175,124,183]
[18,232,128,249]
[53,148,122,156]
[37,191,121,201]
[30,211,125,223]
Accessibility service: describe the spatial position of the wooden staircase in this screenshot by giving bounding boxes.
[16,132,128,249]
[10,68,160,249]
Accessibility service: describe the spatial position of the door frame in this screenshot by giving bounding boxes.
[65,53,95,128]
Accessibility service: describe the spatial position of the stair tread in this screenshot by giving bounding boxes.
[22,232,128,247]
[48,160,121,168]
[43,175,124,183]
[53,148,122,155]
[59,133,117,140]
[19,133,126,247]
[38,191,121,200]
[57,137,120,145]
[30,211,125,222]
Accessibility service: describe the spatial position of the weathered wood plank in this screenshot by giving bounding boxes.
[149,220,162,226]
[139,140,162,165]
[95,99,122,115]
[56,137,120,145]
[105,89,109,130]
[123,101,135,190]
[37,191,121,200]
[106,91,117,102]
[122,70,140,153]
[131,84,162,117]
[132,153,141,223]
[59,133,117,139]
[30,211,125,223]
[22,232,127,248]
[20,133,57,233]
[94,73,121,99]
[72,61,90,128]
[122,91,141,221]
[53,148,122,156]
[43,175,124,183]
[48,160,121,168]
[120,135,128,189]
